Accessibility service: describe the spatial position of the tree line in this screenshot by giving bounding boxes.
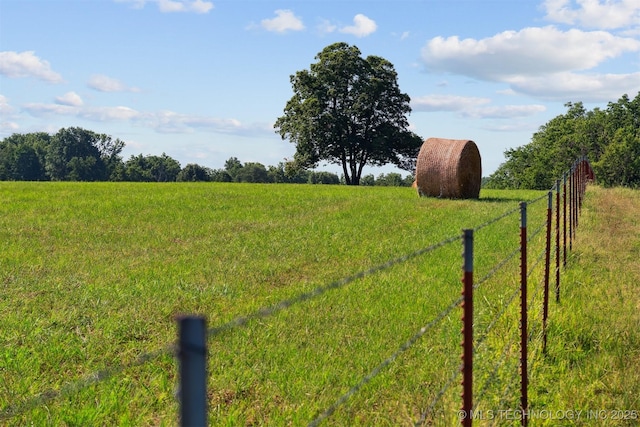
[486,92,640,189]
[0,127,414,185]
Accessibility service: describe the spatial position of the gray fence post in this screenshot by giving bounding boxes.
[178,315,208,427]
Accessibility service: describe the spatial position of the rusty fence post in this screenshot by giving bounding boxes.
[519,202,528,427]
[461,229,474,426]
[569,167,574,253]
[563,173,567,268]
[543,191,553,354]
[555,180,561,303]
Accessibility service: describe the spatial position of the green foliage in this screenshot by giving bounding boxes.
[124,153,181,182]
[486,92,640,189]
[177,163,213,182]
[274,42,423,185]
[307,170,340,184]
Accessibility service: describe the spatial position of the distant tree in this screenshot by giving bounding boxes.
[275,42,423,185]
[124,153,180,182]
[0,132,49,180]
[45,127,107,181]
[375,172,404,186]
[594,127,640,187]
[360,174,375,186]
[486,92,640,189]
[224,157,243,181]
[235,162,271,183]
[210,169,233,182]
[308,171,340,184]
[267,163,288,183]
[177,163,212,182]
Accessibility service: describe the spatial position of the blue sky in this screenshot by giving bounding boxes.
[1,0,639,177]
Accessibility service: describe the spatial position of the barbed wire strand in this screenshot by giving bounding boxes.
[472,205,520,233]
[415,363,463,426]
[473,337,517,411]
[527,192,551,206]
[1,235,460,421]
[309,294,465,427]
[0,343,175,421]
[473,285,521,356]
[474,244,520,291]
[207,235,461,341]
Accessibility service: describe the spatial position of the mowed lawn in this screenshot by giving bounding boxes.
[1,182,636,425]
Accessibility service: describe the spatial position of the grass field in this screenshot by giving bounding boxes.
[0,182,637,426]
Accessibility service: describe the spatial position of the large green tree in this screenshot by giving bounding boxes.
[486,92,640,189]
[274,42,422,185]
[45,127,125,181]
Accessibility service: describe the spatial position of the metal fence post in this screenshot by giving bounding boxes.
[555,179,561,303]
[178,315,208,427]
[519,202,528,427]
[563,173,567,267]
[543,191,552,354]
[461,229,474,426]
[569,167,574,252]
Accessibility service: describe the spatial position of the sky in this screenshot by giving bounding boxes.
[1,0,639,177]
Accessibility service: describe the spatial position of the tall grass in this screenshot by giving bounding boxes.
[2,182,634,425]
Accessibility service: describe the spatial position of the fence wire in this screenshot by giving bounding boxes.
[206,234,460,341]
[0,343,175,421]
[2,161,590,424]
[310,293,465,427]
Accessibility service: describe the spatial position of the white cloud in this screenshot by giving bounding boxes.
[21,98,271,136]
[88,74,140,93]
[543,0,640,29]
[340,14,377,38]
[317,19,337,35]
[461,104,547,119]
[421,26,640,101]
[0,94,15,115]
[116,0,213,14]
[509,71,640,101]
[422,26,640,81]
[55,91,84,107]
[0,51,63,83]
[412,94,491,112]
[0,121,19,133]
[260,10,305,33]
[411,94,546,119]
[81,106,141,121]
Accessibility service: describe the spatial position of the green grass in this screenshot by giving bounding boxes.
[0,182,636,426]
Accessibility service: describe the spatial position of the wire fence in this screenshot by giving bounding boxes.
[0,156,594,426]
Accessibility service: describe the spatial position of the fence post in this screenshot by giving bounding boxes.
[555,180,561,303]
[543,191,552,354]
[563,173,567,268]
[519,202,528,427]
[569,167,574,252]
[461,229,474,426]
[178,315,208,427]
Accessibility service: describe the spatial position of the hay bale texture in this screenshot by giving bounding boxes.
[415,138,482,199]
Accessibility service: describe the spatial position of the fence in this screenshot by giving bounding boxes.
[0,157,593,425]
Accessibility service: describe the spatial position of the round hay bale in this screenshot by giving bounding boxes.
[415,138,482,199]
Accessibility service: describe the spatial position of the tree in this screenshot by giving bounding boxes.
[224,157,243,181]
[177,163,212,182]
[485,93,640,189]
[274,42,423,185]
[124,153,181,182]
[235,162,271,183]
[0,132,49,180]
[45,127,107,181]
